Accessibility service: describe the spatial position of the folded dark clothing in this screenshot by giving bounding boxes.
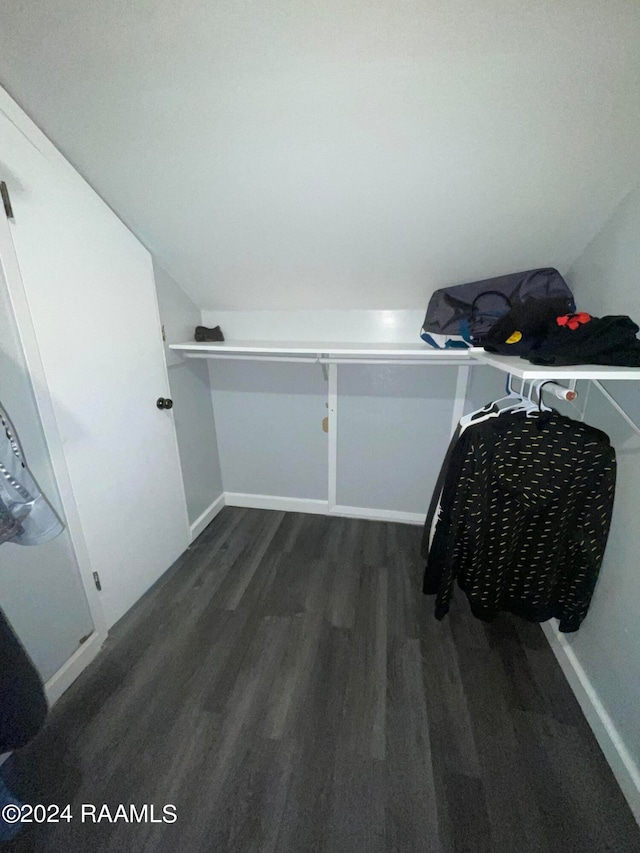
[526,315,640,367]
[484,295,574,356]
[194,325,224,342]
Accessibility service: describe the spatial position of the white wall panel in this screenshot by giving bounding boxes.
[464,364,506,413]
[201,309,425,343]
[335,365,457,514]
[555,185,640,818]
[154,264,224,524]
[209,362,327,500]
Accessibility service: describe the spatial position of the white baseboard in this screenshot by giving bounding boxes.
[223,492,425,525]
[542,623,640,825]
[189,493,226,541]
[44,630,105,706]
[330,504,424,525]
[224,492,328,515]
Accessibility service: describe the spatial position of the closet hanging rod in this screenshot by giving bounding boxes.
[511,374,640,436]
[544,380,578,402]
[185,353,320,364]
[317,357,470,366]
[506,374,578,402]
[180,352,470,367]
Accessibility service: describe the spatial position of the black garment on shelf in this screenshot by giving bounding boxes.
[0,607,48,752]
[526,315,640,367]
[483,296,574,357]
[194,325,224,342]
[422,411,616,632]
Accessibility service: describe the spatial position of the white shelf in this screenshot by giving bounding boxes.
[170,340,473,361]
[170,341,640,380]
[473,350,640,381]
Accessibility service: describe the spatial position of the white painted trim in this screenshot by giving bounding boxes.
[330,504,424,525]
[450,365,469,436]
[44,631,104,707]
[224,492,424,526]
[149,263,191,548]
[327,363,338,510]
[224,492,328,515]
[541,623,640,825]
[189,493,225,541]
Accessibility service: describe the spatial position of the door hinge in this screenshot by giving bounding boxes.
[78,632,93,645]
[161,324,166,342]
[93,571,102,591]
[0,181,14,220]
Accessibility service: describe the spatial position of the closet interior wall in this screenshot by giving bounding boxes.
[192,300,640,821]
[201,309,464,520]
[154,262,224,536]
[208,360,329,506]
[551,184,640,818]
[0,69,638,823]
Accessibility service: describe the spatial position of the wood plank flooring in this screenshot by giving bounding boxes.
[4,508,640,852]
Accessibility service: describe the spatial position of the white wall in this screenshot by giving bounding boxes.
[154,263,223,525]
[209,359,461,519]
[209,361,328,502]
[202,309,463,519]
[200,310,425,343]
[0,256,94,682]
[557,184,640,818]
[567,185,640,318]
[336,365,457,514]
[0,1,639,311]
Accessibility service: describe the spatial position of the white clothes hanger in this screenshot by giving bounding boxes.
[458,373,527,428]
[510,378,553,415]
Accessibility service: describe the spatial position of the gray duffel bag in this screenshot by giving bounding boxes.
[421,268,575,348]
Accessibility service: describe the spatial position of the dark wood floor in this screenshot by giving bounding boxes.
[4,508,640,852]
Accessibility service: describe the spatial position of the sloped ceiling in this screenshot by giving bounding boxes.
[0,1,639,310]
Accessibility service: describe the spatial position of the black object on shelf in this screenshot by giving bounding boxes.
[194,325,224,342]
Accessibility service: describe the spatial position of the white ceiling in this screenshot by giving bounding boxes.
[0,0,639,310]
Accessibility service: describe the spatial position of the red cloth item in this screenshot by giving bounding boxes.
[557,312,592,331]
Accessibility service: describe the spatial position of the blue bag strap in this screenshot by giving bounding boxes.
[420,332,443,348]
[421,332,469,350]
[458,320,473,344]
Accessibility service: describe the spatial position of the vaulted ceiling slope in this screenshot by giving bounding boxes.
[0,1,639,311]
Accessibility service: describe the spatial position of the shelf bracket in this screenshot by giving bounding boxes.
[592,380,640,437]
[320,356,329,381]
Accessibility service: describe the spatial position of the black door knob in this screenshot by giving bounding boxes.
[156,397,173,410]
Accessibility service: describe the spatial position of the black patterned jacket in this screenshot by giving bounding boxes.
[423,411,616,632]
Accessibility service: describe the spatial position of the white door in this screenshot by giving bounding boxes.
[0,91,190,628]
